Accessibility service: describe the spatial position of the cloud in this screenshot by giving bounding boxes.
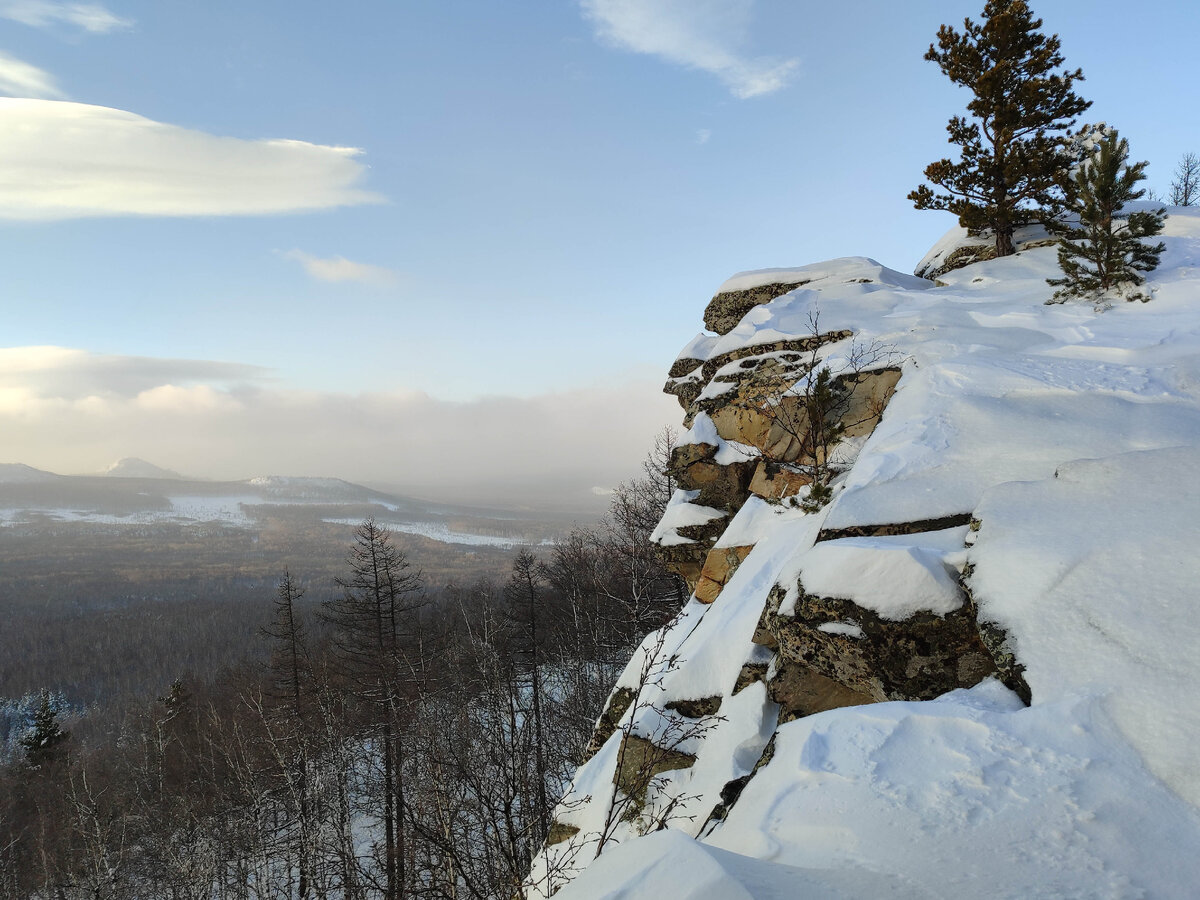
[134,384,244,414]
[0,1,131,33]
[0,99,384,219]
[0,346,268,401]
[0,51,63,98]
[581,0,797,98]
[696,128,712,144]
[284,250,398,286]
[0,347,681,512]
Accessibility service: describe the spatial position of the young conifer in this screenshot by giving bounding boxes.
[1047,127,1165,307]
[20,690,69,768]
[910,1,1091,257]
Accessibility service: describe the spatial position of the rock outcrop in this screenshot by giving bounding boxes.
[652,258,1012,724]
[530,216,1200,900]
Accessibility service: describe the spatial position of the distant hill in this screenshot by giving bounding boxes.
[102,458,185,479]
[0,463,58,484]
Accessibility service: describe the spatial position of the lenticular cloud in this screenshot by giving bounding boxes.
[0,99,384,219]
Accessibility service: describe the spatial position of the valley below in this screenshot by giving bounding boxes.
[0,464,577,710]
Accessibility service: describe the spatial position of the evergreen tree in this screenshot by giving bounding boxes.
[910,0,1091,257]
[157,678,191,723]
[20,689,68,768]
[1047,128,1165,306]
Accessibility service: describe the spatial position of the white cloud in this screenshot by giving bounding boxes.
[0,346,268,402]
[134,384,244,414]
[0,51,63,98]
[696,128,712,144]
[284,250,398,286]
[0,347,680,511]
[0,99,384,219]
[581,0,797,99]
[0,1,131,33]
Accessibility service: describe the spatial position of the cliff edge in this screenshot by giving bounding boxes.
[530,211,1200,899]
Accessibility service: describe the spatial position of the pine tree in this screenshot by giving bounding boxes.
[20,689,68,768]
[910,0,1091,257]
[157,678,190,723]
[1047,128,1165,307]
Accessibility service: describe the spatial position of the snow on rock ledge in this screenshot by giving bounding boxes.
[531,210,1200,899]
[969,445,1200,807]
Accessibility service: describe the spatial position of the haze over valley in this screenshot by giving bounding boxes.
[0,457,573,712]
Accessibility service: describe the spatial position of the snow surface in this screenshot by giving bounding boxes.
[780,526,969,620]
[558,683,1200,900]
[649,488,727,547]
[321,517,553,549]
[913,223,1052,279]
[969,446,1200,807]
[675,332,720,363]
[534,211,1200,899]
[560,828,928,899]
[816,621,865,639]
[680,412,759,467]
[715,258,932,297]
[0,495,257,528]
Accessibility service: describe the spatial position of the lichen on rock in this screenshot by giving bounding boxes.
[582,686,637,762]
[767,585,999,702]
[704,280,812,335]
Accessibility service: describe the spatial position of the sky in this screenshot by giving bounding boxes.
[1,0,1197,510]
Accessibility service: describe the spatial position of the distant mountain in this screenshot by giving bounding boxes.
[102,458,185,479]
[0,463,59,484]
[247,475,402,505]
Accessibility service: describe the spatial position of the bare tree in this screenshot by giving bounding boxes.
[505,550,553,850]
[260,571,314,898]
[1171,152,1200,206]
[591,627,719,858]
[322,519,425,900]
[63,764,131,899]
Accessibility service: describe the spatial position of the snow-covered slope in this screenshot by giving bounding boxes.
[531,210,1200,899]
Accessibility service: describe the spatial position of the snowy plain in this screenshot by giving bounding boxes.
[0,474,551,548]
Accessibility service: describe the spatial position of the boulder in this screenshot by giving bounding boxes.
[760,583,999,702]
[612,734,697,814]
[767,659,875,724]
[748,460,812,500]
[703,280,810,335]
[693,545,754,604]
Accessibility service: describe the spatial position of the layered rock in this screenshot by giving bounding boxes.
[531,217,1200,899]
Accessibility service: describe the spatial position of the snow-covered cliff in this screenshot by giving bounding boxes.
[529,210,1200,899]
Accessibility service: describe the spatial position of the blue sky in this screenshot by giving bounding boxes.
[1,0,1197,507]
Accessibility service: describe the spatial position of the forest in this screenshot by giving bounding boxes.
[0,435,683,900]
